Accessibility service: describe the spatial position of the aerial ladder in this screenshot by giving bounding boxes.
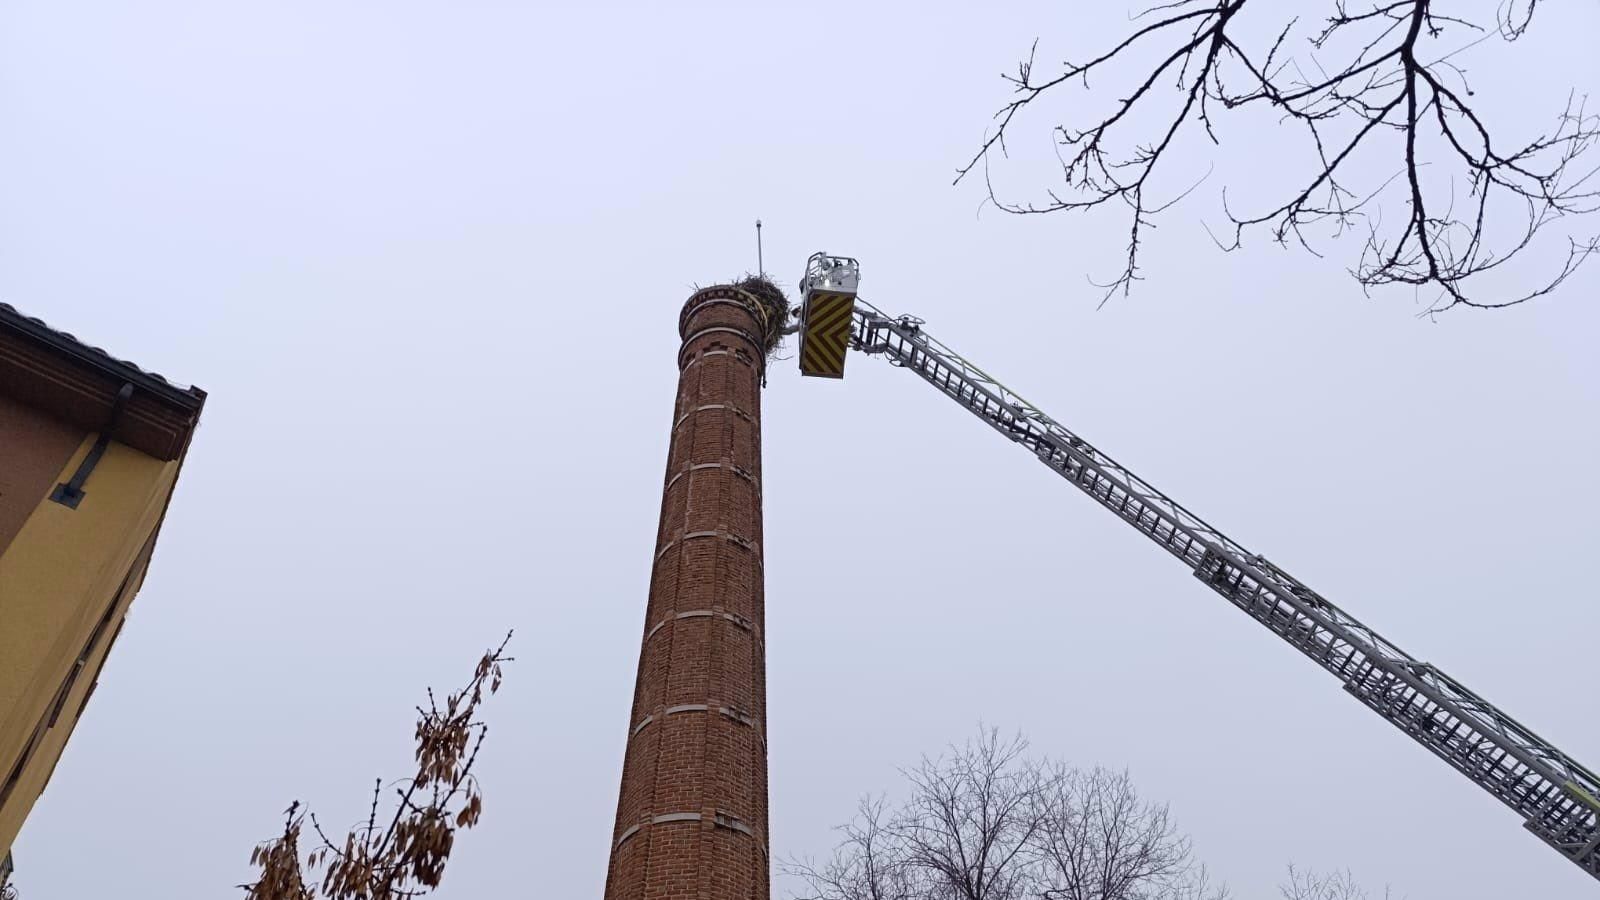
[793,252,1600,883]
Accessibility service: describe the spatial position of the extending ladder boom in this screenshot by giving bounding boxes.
[848,300,1600,882]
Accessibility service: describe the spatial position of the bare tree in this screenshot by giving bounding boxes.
[1278,866,1392,900]
[790,729,1224,900]
[790,796,915,900]
[892,730,1053,900]
[959,1,1600,311]
[1033,767,1224,900]
[240,634,511,900]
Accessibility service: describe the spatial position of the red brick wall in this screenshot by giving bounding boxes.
[605,288,772,900]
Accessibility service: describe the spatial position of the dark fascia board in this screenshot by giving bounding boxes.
[0,303,204,413]
[0,303,206,460]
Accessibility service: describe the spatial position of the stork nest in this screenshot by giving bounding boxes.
[730,274,791,360]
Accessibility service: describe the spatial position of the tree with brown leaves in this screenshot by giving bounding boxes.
[240,634,511,900]
[961,1,1598,312]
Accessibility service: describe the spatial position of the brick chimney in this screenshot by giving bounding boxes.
[604,284,785,900]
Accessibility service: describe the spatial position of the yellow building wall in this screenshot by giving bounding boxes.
[0,436,179,852]
[0,547,152,853]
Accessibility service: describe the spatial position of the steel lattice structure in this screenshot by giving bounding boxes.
[846,299,1600,883]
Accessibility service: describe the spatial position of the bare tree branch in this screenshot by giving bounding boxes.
[1034,767,1226,900]
[787,796,914,900]
[961,0,1598,310]
[1279,865,1393,900]
[891,729,1049,900]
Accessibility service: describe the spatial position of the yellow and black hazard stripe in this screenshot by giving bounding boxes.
[798,292,854,378]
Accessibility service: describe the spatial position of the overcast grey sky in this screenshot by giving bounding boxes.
[3,2,1597,897]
